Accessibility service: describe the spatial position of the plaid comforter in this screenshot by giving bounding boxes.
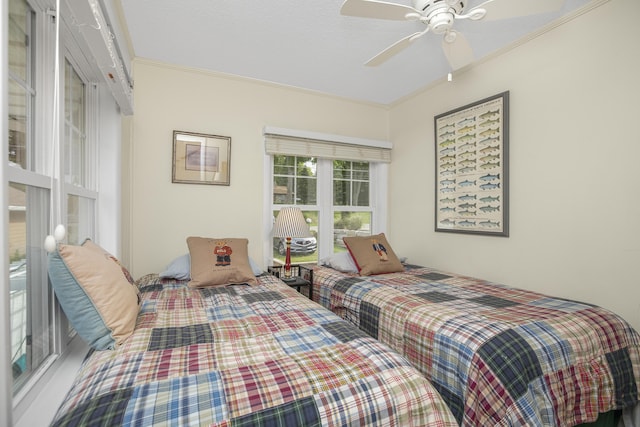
[313,264,640,426]
[52,273,457,427]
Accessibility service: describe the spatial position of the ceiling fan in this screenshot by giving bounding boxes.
[341,0,565,70]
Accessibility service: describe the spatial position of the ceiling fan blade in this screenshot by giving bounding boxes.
[365,31,425,66]
[442,32,474,70]
[472,0,564,21]
[341,0,420,20]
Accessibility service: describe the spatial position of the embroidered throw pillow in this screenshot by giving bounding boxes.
[343,233,404,276]
[187,237,257,287]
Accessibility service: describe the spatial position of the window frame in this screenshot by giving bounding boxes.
[6,0,98,413]
[264,151,388,265]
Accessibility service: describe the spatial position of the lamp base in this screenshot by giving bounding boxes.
[281,276,297,283]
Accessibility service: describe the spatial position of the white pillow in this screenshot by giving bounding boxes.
[159,253,263,280]
[321,251,358,273]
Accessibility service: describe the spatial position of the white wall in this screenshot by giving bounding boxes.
[125,61,389,277]
[389,0,640,331]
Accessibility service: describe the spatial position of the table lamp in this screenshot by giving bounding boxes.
[272,207,311,281]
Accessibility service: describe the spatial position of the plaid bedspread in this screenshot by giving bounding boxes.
[52,273,457,427]
[312,264,640,426]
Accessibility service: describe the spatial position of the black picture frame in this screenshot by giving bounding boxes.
[434,91,509,236]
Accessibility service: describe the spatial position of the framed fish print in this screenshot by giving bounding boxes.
[172,130,231,185]
[434,91,509,236]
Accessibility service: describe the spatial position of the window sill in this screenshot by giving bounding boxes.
[13,336,89,427]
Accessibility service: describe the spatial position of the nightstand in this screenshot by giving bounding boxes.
[268,264,313,300]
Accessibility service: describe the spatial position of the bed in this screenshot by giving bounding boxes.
[313,246,640,426]
[49,242,458,427]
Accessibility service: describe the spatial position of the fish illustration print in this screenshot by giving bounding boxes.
[479,220,500,228]
[479,136,500,145]
[440,178,456,186]
[458,194,477,201]
[479,118,500,127]
[440,161,456,170]
[458,158,477,166]
[440,146,456,155]
[440,206,456,213]
[478,109,499,119]
[440,154,456,162]
[459,141,476,151]
[457,117,476,126]
[440,197,456,204]
[480,182,500,190]
[479,161,500,169]
[479,195,500,203]
[439,139,456,148]
[479,144,500,154]
[459,210,477,217]
[459,179,476,187]
[459,220,476,227]
[479,127,499,137]
[438,123,455,133]
[459,202,476,209]
[458,166,475,174]
[479,205,500,213]
[458,124,476,134]
[439,219,456,227]
[479,154,500,162]
[439,130,455,139]
[440,187,455,193]
[457,134,476,143]
[479,173,500,181]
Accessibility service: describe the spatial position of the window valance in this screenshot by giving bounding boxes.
[264,126,392,163]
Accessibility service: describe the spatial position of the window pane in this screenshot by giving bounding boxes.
[67,195,95,245]
[8,0,30,80]
[272,210,318,266]
[273,155,317,205]
[8,0,33,170]
[64,59,86,186]
[9,183,52,393]
[333,212,372,253]
[333,160,370,207]
[8,80,28,168]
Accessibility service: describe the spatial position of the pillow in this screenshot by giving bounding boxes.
[187,237,258,287]
[47,241,141,350]
[82,239,136,284]
[160,253,263,280]
[159,253,191,280]
[343,233,404,276]
[321,251,358,273]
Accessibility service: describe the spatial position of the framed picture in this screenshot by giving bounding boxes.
[172,130,231,185]
[434,91,509,236]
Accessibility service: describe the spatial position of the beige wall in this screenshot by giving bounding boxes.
[125,61,389,278]
[389,0,640,331]
[125,0,639,332]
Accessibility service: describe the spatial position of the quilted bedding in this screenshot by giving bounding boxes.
[52,273,457,427]
[312,264,640,426]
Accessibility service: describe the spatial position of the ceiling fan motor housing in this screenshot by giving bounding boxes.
[413,0,466,33]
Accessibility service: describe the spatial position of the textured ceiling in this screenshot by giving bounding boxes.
[118,0,595,105]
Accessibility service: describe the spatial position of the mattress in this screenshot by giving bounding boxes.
[312,263,640,426]
[51,273,457,426]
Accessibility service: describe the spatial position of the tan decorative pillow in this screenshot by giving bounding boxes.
[187,237,258,287]
[343,233,404,276]
[48,242,141,350]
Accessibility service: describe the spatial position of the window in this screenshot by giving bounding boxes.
[267,129,389,264]
[8,0,55,394]
[7,0,98,401]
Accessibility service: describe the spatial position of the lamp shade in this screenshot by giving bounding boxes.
[272,207,311,238]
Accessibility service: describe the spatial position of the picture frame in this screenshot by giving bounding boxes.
[434,91,509,236]
[172,130,231,185]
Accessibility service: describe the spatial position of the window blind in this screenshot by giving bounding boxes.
[264,128,392,163]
